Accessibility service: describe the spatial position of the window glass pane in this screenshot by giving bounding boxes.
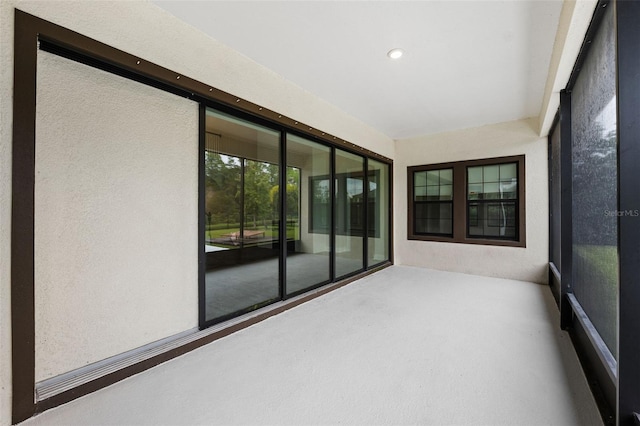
[426,185,440,198]
[483,182,500,199]
[571,5,618,359]
[415,171,427,186]
[426,170,440,185]
[500,163,517,181]
[368,159,389,267]
[500,180,517,197]
[285,134,330,295]
[310,178,330,232]
[415,202,452,235]
[469,205,478,227]
[335,149,365,278]
[440,169,453,184]
[468,166,483,183]
[204,108,280,323]
[440,184,452,200]
[468,201,516,239]
[414,186,427,200]
[413,168,453,236]
[468,183,482,200]
[466,162,519,241]
[484,165,499,182]
[414,202,453,236]
[468,163,517,202]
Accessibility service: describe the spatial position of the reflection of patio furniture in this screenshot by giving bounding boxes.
[221,230,266,245]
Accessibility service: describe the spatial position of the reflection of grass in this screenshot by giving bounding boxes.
[573,244,618,357]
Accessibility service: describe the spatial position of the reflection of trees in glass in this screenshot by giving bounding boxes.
[205,152,240,228]
[206,152,297,237]
[244,160,277,229]
[270,167,300,222]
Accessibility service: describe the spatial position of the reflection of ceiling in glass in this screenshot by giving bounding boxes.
[206,109,279,154]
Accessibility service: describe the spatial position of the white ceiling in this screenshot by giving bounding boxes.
[154,1,563,140]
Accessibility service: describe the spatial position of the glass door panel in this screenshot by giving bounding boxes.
[204,108,280,323]
[367,159,389,267]
[285,134,331,295]
[335,149,365,278]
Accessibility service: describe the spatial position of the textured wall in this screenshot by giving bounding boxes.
[34,51,199,381]
[394,119,549,284]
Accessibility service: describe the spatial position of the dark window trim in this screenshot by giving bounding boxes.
[547,110,562,306]
[407,155,526,247]
[11,9,393,424]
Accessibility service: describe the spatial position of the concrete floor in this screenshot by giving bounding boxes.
[22,266,602,425]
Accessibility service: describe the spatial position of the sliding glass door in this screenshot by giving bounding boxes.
[203,107,390,326]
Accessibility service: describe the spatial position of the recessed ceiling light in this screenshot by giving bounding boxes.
[387,48,404,59]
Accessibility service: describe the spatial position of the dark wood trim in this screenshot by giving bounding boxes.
[198,105,206,328]
[407,155,526,248]
[388,161,395,265]
[329,146,336,281]
[569,307,617,425]
[567,294,617,384]
[615,0,640,423]
[559,89,573,330]
[280,130,288,298]
[363,157,369,268]
[17,9,392,162]
[407,162,414,239]
[548,112,561,305]
[549,262,561,305]
[38,12,389,163]
[11,8,393,424]
[11,9,38,425]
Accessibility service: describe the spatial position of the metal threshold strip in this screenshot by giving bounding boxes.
[35,296,301,401]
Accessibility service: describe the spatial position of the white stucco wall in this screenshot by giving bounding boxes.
[34,51,200,381]
[394,119,549,284]
[0,1,394,424]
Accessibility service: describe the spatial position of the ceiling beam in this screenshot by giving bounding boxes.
[537,0,598,137]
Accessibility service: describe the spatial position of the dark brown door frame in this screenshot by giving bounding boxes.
[11,9,392,424]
